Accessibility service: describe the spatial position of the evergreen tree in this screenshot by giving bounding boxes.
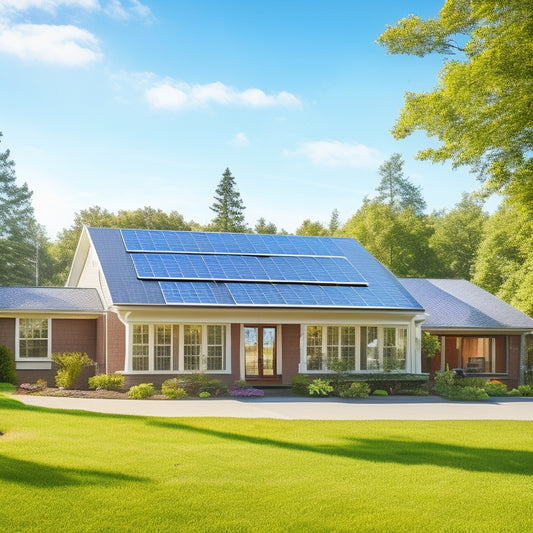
[0,133,40,285]
[375,153,426,215]
[328,208,341,235]
[209,168,247,232]
[254,218,277,234]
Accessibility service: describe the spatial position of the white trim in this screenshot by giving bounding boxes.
[15,317,52,362]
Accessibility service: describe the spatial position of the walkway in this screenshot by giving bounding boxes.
[14,395,533,420]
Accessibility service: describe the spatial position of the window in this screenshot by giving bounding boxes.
[306,326,356,371]
[132,324,149,371]
[306,326,323,370]
[18,318,49,359]
[360,326,378,370]
[383,327,407,371]
[130,323,228,373]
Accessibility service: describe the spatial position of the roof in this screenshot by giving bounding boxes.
[86,227,423,311]
[399,278,533,331]
[0,287,104,312]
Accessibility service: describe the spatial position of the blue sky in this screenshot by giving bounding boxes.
[0,0,496,238]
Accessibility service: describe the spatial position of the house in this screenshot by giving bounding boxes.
[399,278,533,388]
[1,227,531,389]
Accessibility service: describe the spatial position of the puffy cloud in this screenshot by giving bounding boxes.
[0,22,101,65]
[284,140,381,168]
[145,80,301,110]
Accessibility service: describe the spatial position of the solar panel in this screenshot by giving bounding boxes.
[131,253,367,285]
[121,229,346,257]
[160,281,371,307]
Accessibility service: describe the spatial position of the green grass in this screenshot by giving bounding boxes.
[0,382,15,393]
[1,395,532,532]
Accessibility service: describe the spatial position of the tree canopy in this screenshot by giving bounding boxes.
[209,168,247,232]
[377,0,533,204]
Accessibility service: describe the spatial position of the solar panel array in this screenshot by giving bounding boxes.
[131,252,366,285]
[119,229,378,308]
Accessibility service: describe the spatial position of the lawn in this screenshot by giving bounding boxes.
[1,394,532,532]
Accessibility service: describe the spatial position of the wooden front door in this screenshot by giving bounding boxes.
[244,326,276,378]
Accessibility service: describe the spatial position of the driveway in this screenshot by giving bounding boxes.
[14,395,533,420]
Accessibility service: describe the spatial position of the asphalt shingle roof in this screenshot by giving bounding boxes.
[0,287,103,312]
[399,278,533,330]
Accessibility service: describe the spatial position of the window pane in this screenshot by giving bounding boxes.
[19,319,48,358]
[326,327,339,368]
[132,324,149,371]
[340,326,356,370]
[184,325,202,371]
[360,326,378,370]
[207,325,225,371]
[155,325,172,371]
[383,327,407,371]
[306,326,323,371]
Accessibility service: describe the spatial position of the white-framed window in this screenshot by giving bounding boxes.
[129,323,228,373]
[17,318,51,360]
[304,324,409,372]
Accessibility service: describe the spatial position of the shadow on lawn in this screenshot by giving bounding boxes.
[149,420,533,477]
[0,454,147,487]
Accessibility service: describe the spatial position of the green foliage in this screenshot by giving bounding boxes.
[254,218,277,234]
[308,378,333,396]
[373,389,388,396]
[52,352,93,389]
[328,208,341,235]
[433,370,456,397]
[128,383,156,399]
[209,168,247,232]
[180,373,210,396]
[517,385,533,397]
[508,388,521,397]
[421,332,440,359]
[483,382,508,397]
[447,386,489,402]
[203,379,227,397]
[340,382,370,398]
[327,358,350,394]
[199,391,211,398]
[88,373,124,391]
[0,345,17,385]
[291,375,311,395]
[296,219,329,237]
[0,382,16,393]
[377,1,533,204]
[454,377,488,389]
[161,379,188,399]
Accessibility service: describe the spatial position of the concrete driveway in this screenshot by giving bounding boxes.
[14,394,533,420]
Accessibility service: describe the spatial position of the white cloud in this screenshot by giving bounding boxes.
[284,140,381,168]
[145,80,301,111]
[0,0,99,13]
[0,22,101,65]
[228,132,250,147]
[103,0,153,21]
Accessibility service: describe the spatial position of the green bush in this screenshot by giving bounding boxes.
[0,345,17,385]
[128,383,156,399]
[518,384,533,397]
[308,378,333,396]
[508,388,521,397]
[203,379,227,396]
[291,375,311,395]
[373,389,388,396]
[52,352,93,389]
[340,381,370,398]
[199,391,211,398]
[483,382,508,396]
[161,378,188,399]
[433,370,456,397]
[88,373,124,391]
[455,377,488,389]
[448,386,489,401]
[178,373,210,395]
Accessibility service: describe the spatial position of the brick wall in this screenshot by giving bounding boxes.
[106,312,126,373]
[281,324,301,385]
[0,318,16,352]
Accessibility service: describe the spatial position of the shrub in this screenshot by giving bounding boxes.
[88,373,124,391]
[483,382,508,396]
[180,373,210,395]
[291,375,311,395]
[161,379,188,399]
[203,379,227,396]
[52,352,93,389]
[308,378,334,396]
[340,381,370,398]
[448,386,489,401]
[508,388,521,397]
[199,391,211,398]
[128,383,156,399]
[0,345,17,385]
[373,389,388,396]
[433,370,456,397]
[518,384,533,397]
[455,377,488,389]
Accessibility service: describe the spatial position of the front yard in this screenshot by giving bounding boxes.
[1,393,532,532]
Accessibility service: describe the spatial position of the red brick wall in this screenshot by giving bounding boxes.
[95,315,107,371]
[508,335,521,387]
[106,312,126,373]
[51,318,97,358]
[281,324,301,385]
[230,323,241,381]
[0,318,16,352]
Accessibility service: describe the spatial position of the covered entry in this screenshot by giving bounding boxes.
[244,325,277,379]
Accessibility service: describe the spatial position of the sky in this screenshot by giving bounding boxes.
[0,0,498,239]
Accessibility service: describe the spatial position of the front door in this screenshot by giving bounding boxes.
[244,326,276,378]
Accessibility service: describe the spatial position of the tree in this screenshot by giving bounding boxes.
[377,1,533,204]
[0,133,42,285]
[328,208,341,235]
[254,218,277,234]
[375,154,426,215]
[209,168,247,232]
[430,193,487,279]
[296,219,329,237]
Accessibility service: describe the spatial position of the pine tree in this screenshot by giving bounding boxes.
[209,168,247,232]
[0,133,39,285]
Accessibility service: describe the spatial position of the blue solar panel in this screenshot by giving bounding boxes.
[121,229,346,257]
[160,281,372,307]
[131,253,367,285]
